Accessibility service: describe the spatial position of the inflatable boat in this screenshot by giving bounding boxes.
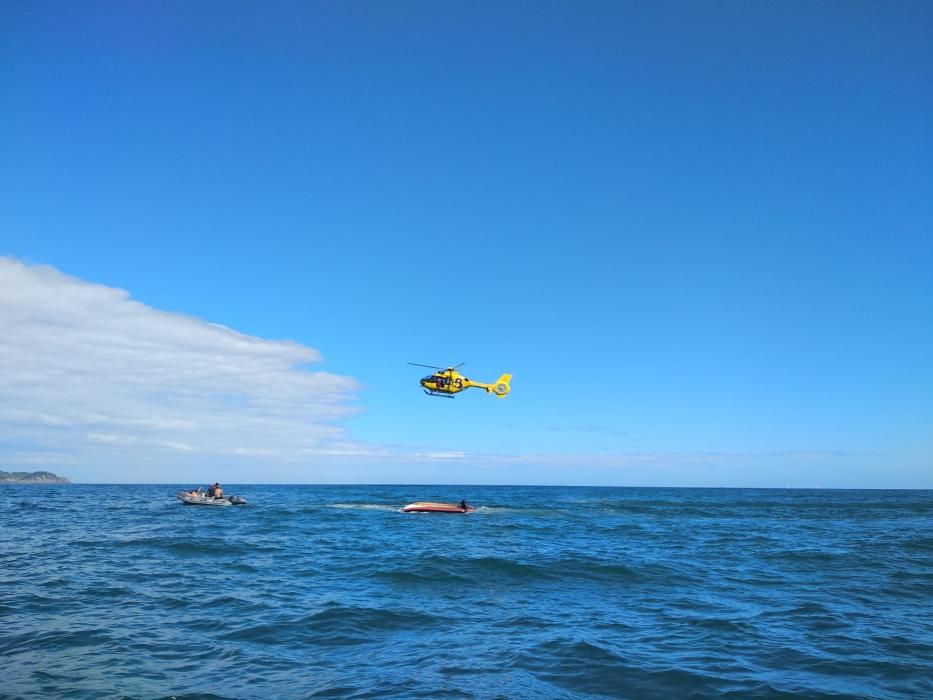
[176,491,248,506]
[401,501,475,514]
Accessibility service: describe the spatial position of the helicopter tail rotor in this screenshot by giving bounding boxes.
[489,373,512,398]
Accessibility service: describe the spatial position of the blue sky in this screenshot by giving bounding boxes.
[1,1,931,486]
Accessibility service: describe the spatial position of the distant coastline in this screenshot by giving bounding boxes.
[0,470,70,484]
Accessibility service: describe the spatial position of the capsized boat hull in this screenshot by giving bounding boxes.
[175,491,247,506]
[401,501,475,513]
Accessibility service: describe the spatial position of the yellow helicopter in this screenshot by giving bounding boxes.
[409,362,512,399]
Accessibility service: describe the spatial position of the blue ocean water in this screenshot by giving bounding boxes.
[1,485,931,699]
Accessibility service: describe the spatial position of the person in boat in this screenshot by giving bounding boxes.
[211,483,223,499]
[186,487,201,497]
[459,499,469,510]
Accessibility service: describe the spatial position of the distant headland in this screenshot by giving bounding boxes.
[0,470,70,484]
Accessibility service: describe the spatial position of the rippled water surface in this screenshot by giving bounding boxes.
[2,485,931,699]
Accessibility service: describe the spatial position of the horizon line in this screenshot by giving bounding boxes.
[3,482,931,491]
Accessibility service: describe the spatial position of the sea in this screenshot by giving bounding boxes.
[1,485,931,699]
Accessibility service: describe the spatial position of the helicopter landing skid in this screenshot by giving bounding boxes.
[424,390,455,398]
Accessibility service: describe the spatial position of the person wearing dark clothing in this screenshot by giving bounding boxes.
[459,499,469,510]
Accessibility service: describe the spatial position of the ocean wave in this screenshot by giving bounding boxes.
[152,695,238,700]
[221,603,444,646]
[0,628,112,656]
[762,548,847,563]
[328,503,400,512]
[513,638,722,697]
[375,555,541,584]
[902,535,933,552]
[73,536,283,558]
[374,553,666,587]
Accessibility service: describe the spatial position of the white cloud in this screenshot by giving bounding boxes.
[87,433,138,445]
[0,257,366,474]
[412,450,467,460]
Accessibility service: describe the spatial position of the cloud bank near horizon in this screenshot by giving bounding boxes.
[0,257,376,476]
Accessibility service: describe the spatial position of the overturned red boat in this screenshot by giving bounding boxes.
[401,501,475,514]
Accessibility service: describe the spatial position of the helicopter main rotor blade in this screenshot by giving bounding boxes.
[408,362,443,369]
